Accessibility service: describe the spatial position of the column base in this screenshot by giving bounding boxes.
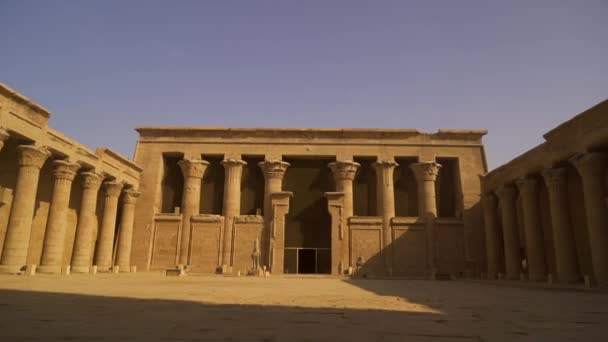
[37,265,62,274]
[97,265,111,273]
[71,265,90,273]
[0,264,24,274]
[118,265,131,273]
[505,273,520,280]
[529,273,547,282]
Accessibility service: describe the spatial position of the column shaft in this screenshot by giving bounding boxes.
[482,193,501,279]
[71,172,104,273]
[515,177,547,281]
[177,158,208,266]
[374,160,398,276]
[571,152,608,285]
[329,160,360,269]
[220,158,245,268]
[329,160,359,218]
[496,185,521,280]
[542,168,579,283]
[258,159,289,271]
[0,145,50,273]
[410,161,441,275]
[95,181,123,271]
[38,160,80,274]
[115,189,140,271]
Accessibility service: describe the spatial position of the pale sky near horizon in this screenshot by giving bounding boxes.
[1,1,607,169]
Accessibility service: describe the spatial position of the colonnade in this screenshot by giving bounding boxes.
[482,152,608,285]
[177,155,444,274]
[0,142,139,274]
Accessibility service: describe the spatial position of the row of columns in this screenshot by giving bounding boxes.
[482,152,608,285]
[175,156,444,273]
[0,143,139,274]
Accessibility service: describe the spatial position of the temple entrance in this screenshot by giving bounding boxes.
[283,158,334,274]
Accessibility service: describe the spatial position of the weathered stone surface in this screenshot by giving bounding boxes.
[482,99,608,286]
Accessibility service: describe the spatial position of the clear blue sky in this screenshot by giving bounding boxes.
[1,1,606,169]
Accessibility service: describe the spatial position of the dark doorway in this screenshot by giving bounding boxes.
[283,157,334,274]
[298,249,317,274]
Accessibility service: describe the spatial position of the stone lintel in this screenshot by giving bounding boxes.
[269,191,293,203]
[348,216,383,225]
[234,215,264,224]
[391,217,425,226]
[324,191,345,204]
[154,213,183,222]
[191,214,223,223]
[435,217,465,225]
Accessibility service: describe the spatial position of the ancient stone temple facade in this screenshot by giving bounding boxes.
[132,127,487,277]
[0,83,141,274]
[480,99,608,286]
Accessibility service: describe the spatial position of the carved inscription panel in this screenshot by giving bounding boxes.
[190,222,222,273]
[151,221,179,270]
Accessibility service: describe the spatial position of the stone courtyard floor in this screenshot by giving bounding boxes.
[0,273,607,341]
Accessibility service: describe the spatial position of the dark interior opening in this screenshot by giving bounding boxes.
[240,155,265,215]
[298,249,317,274]
[436,157,460,218]
[200,155,224,215]
[394,157,419,216]
[353,157,377,216]
[283,157,334,274]
[161,153,184,213]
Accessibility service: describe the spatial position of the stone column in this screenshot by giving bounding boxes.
[482,192,501,279]
[329,160,360,270]
[570,152,608,285]
[515,177,547,281]
[71,171,104,273]
[177,158,208,266]
[95,181,123,271]
[0,145,50,273]
[329,160,360,219]
[220,158,246,269]
[0,128,9,152]
[373,160,398,276]
[268,191,292,274]
[325,192,345,274]
[38,160,81,274]
[541,167,579,283]
[115,189,140,272]
[495,185,521,280]
[258,159,289,269]
[410,161,442,276]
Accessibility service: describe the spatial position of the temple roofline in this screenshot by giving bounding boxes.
[135,126,487,142]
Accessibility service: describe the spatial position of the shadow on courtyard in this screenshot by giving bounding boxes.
[0,288,485,342]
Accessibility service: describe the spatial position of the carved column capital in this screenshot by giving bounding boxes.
[81,171,104,190]
[16,145,51,169]
[103,181,124,198]
[515,176,538,195]
[0,128,9,151]
[482,192,498,207]
[258,159,290,180]
[495,184,517,202]
[372,160,398,171]
[329,160,360,181]
[570,152,608,179]
[122,189,140,204]
[178,158,209,179]
[52,160,80,182]
[409,161,442,183]
[541,167,567,188]
[221,158,247,169]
